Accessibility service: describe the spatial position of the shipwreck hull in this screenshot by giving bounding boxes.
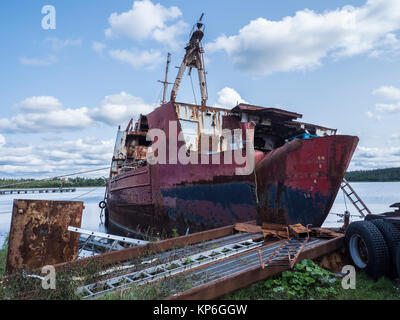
[107,134,358,237]
[256,135,359,227]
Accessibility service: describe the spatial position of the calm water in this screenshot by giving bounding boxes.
[0,182,399,246]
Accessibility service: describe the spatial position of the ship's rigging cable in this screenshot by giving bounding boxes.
[69,185,105,201]
[189,72,198,105]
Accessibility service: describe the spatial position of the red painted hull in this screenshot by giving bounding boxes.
[107,106,358,237]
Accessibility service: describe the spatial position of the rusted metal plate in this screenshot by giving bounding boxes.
[234,222,261,234]
[6,199,83,273]
[289,223,309,236]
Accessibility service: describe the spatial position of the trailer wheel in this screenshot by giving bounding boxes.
[345,221,389,280]
[396,245,400,279]
[371,219,400,278]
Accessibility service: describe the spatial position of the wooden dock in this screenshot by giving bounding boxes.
[0,188,76,195]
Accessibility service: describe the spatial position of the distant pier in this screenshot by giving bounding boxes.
[0,188,76,195]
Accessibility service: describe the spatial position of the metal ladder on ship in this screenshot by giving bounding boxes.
[340,178,371,217]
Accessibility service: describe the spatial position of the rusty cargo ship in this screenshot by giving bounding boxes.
[104,16,359,238]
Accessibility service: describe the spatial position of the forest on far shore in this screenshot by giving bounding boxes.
[0,177,107,189]
[345,167,400,182]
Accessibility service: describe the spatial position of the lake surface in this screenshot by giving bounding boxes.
[1,182,399,247]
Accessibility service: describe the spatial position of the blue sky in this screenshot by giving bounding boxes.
[0,0,399,178]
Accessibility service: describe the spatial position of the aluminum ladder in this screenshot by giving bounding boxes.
[340,178,371,217]
[76,237,263,299]
[68,226,149,256]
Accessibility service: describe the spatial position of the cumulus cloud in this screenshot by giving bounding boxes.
[0,92,155,133]
[0,134,5,147]
[109,48,162,69]
[105,0,187,49]
[215,87,247,109]
[373,85,400,101]
[19,55,58,66]
[91,91,155,126]
[45,38,82,50]
[93,41,107,57]
[206,0,400,75]
[0,137,114,177]
[0,107,93,133]
[368,85,400,117]
[14,96,62,113]
[350,145,400,170]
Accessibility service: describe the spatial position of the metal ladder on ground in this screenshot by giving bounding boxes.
[68,227,149,256]
[340,179,371,217]
[76,237,263,299]
[258,237,309,269]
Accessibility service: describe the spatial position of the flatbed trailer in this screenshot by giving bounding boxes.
[52,223,343,300]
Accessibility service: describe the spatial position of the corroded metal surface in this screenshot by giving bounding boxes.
[6,199,83,273]
[107,100,358,237]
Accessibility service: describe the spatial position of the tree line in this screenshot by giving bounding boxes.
[345,167,400,182]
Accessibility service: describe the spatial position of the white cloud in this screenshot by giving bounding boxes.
[375,103,400,112]
[45,38,82,50]
[372,85,400,101]
[366,111,381,120]
[350,145,400,170]
[0,137,114,177]
[93,41,107,56]
[372,85,400,115]
[19,55,58,66]
[109,48,161,69]
[0,107,93,133]
[91,91,155,126]
[215,87,247,109]
[0,134,5,147]
[14,96,62,113]
[0,92,156,133]
[105,0,187,49]
[206,0,400,75]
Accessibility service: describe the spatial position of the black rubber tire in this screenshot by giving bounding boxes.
[396,245,400,280]
[371,219,400,278]
[99,200,107,209]
[345,221,389,280]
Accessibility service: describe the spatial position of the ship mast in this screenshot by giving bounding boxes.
[170,13,208,106]
[158,52,172,105]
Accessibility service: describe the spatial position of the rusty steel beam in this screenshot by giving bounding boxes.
[54,223,238,272]
[165,236,344,300]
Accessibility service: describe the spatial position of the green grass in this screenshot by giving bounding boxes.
[0,245,7,276]
[101,275,195,300]
[223,260,400,300]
